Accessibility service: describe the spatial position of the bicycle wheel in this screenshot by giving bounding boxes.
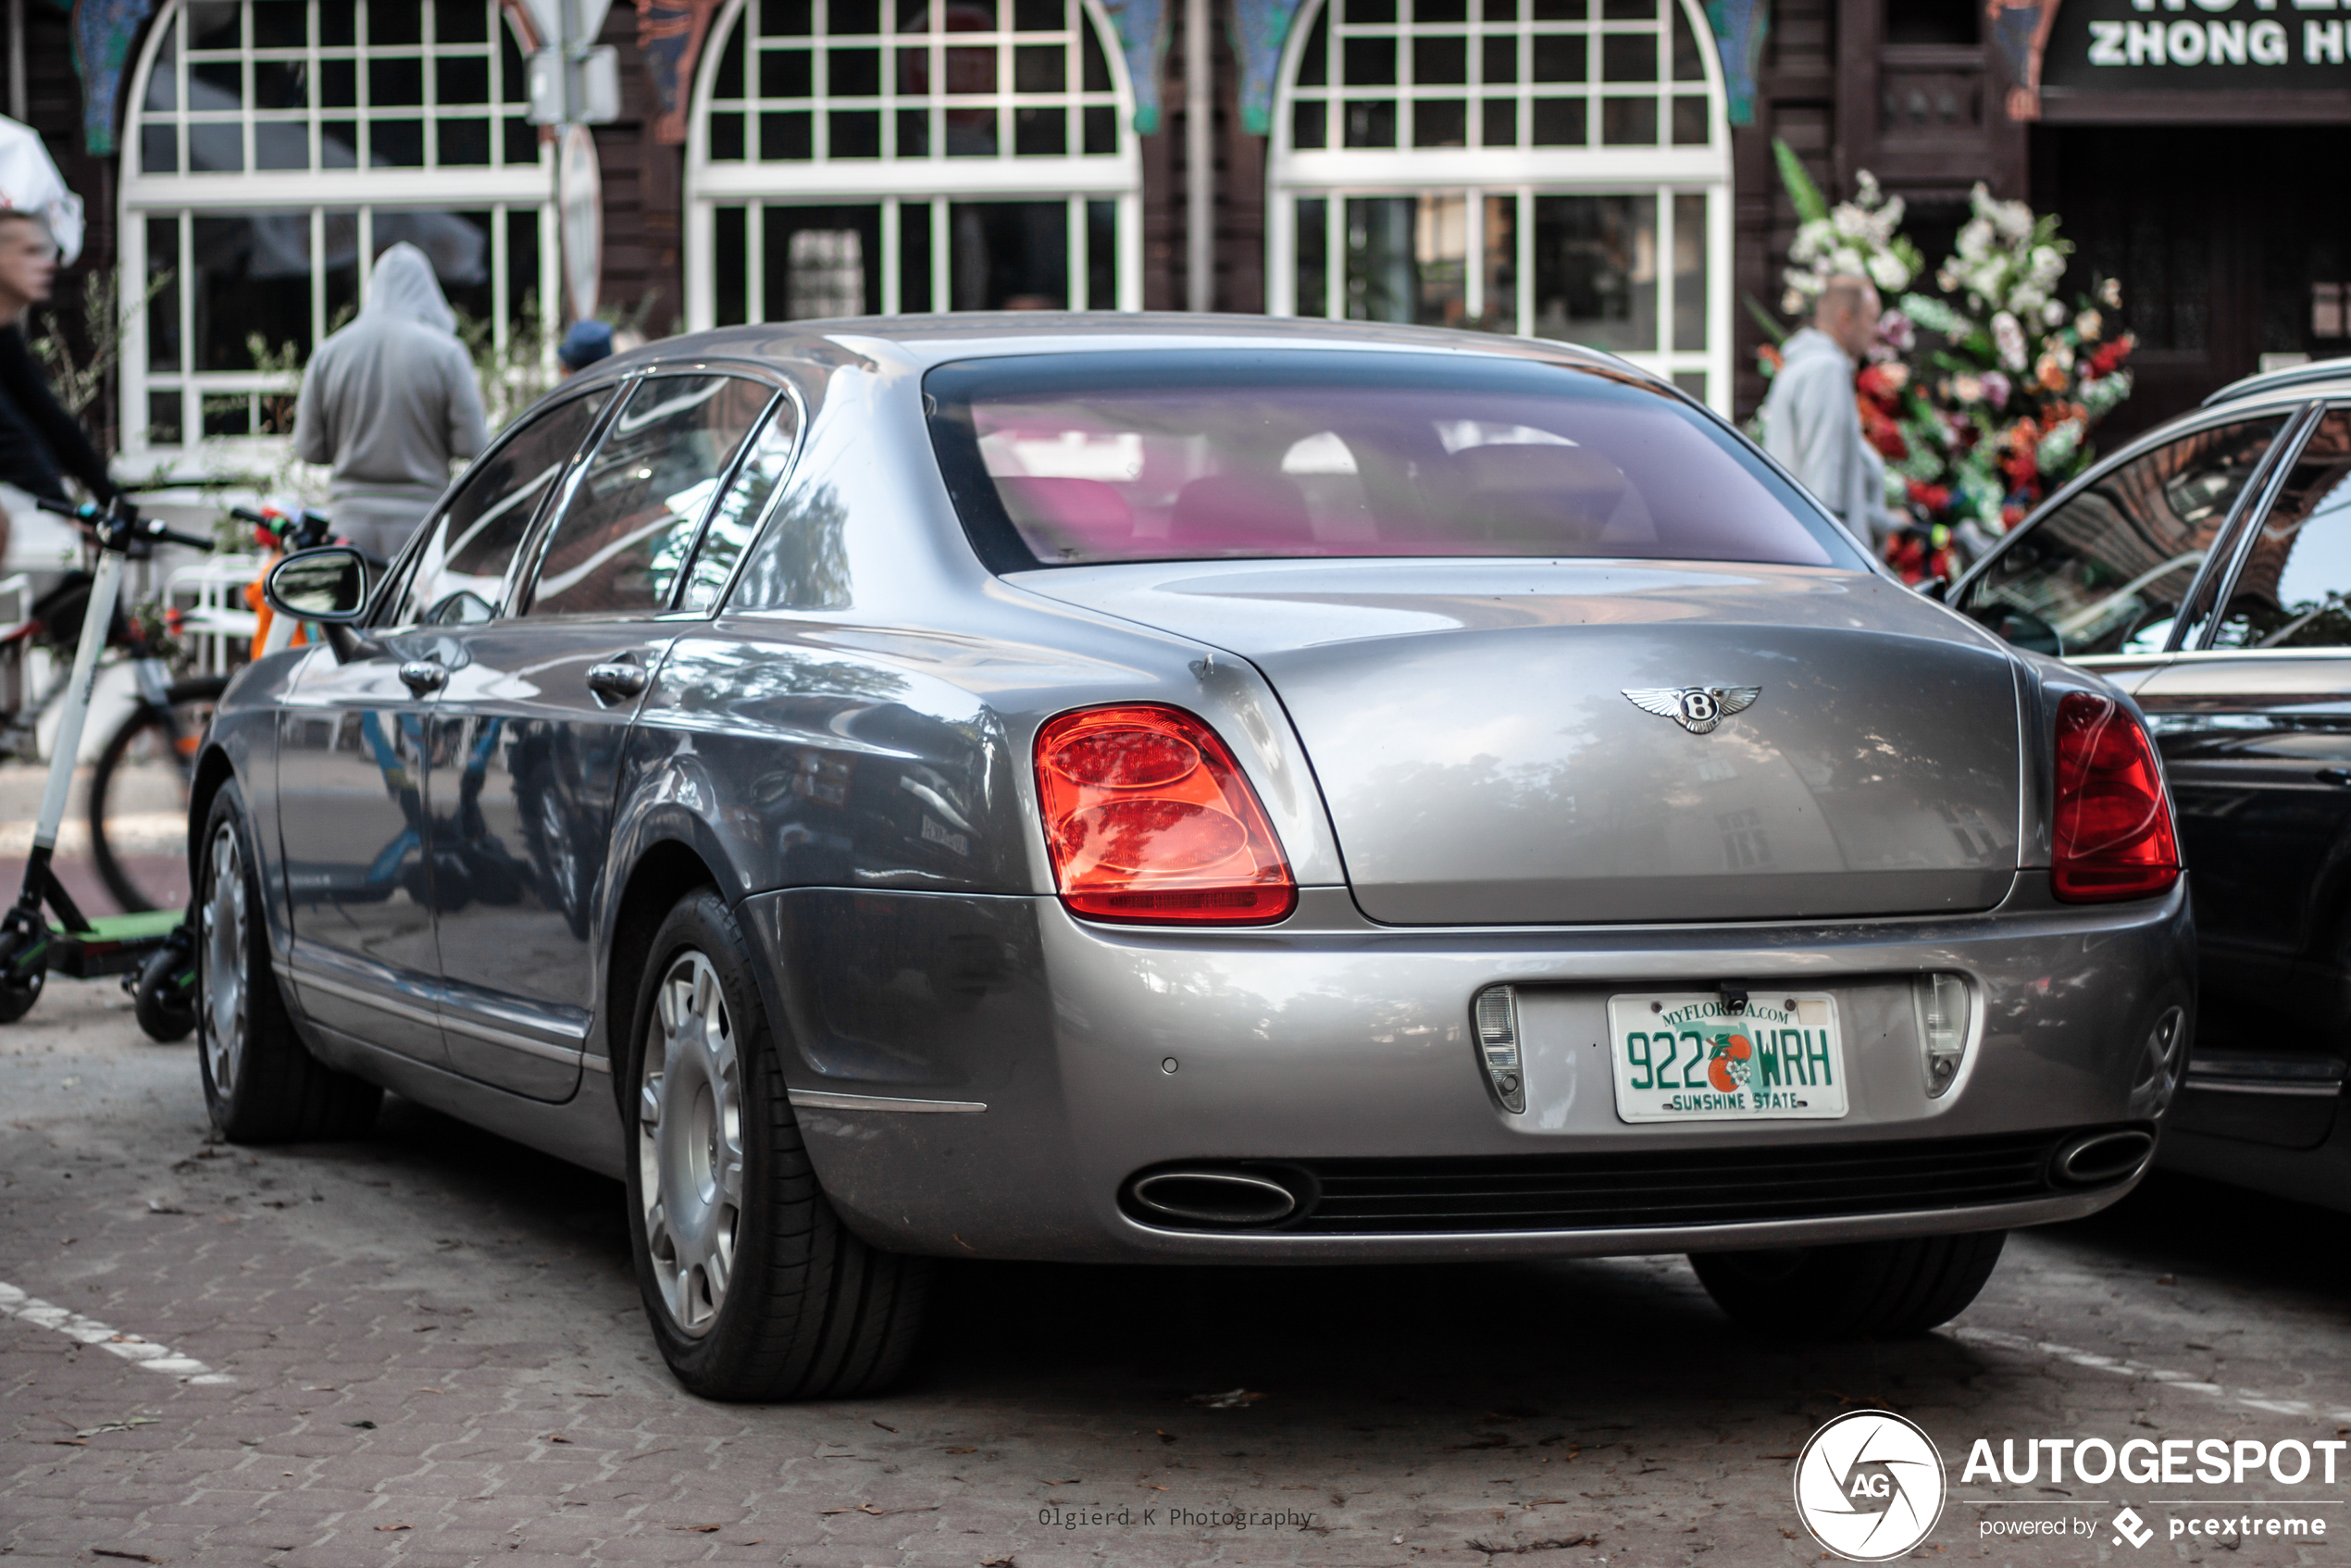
[88,676,228,914]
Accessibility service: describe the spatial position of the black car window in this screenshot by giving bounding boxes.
[1955,415,2287,658]
[381,389,614,628]
[520,375,775,618]
[678,396,802,613]
[2208,409,2351,650]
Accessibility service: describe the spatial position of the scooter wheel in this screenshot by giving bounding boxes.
[132,941,196,1042]
[0,926,45,1025]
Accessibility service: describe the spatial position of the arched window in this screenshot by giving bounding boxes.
[119,0,554,454]
[1267,0,1730,408]
[686,0,1142,326]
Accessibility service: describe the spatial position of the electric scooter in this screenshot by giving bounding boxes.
[0,493,219,1023]
[126,504,335,1041]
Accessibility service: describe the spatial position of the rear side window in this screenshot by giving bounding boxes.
[382,388,612,628]
[2209,409,2351,650]
[925,351,1866,571]
[521,375,775,617]
[1955,415,2286,658]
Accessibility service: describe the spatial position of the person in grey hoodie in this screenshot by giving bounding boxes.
[292,242,491,561]
[1760,274,1892,549]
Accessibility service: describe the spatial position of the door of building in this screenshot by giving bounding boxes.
[2034,126,2351,445]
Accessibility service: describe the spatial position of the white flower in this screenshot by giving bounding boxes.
[1867,252,1910,292]
[1992,312,2028,372]
[2009,286,2046,319]
[2099,277,2121,308]
[2029,246,2066,288]
[2075,308,2103,340]
[1957,222,1991,263]
[2044,299,2068,327]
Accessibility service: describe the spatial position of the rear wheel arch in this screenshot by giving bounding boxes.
[604,840,725,1088]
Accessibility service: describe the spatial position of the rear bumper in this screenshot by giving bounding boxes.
[739,877,2194,1263]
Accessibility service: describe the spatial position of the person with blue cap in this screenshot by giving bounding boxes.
[558,319,614,377]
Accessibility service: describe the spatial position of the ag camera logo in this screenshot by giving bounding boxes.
[1795,1410,1948,1562]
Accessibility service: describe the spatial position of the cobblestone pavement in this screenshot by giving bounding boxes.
[4,983,2350,1567]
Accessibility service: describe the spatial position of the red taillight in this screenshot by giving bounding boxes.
[2051,691,2179,902]
[1034,704,1296,924]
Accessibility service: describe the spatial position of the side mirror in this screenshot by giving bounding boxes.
[263,546,370,625]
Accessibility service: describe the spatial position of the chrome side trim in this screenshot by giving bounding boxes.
[788,1089,987,1114]
[288,964,591,1068]
[437,1010,585,1064]
[290,965,441,1029]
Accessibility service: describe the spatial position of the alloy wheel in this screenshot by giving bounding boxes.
[637,950,743,1337]
[200,820,247,1097]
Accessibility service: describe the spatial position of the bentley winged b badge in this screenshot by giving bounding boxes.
[1622,685,1761,735]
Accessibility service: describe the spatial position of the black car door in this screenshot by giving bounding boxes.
[2135,405,2351,1141]
[273,387,617,1064]
[423,373,780,1099]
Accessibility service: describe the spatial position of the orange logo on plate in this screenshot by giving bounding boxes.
[1707,1033,1753,1093]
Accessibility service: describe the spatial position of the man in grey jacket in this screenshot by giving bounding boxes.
[293,243,491,561]
[1760,274,1891,549]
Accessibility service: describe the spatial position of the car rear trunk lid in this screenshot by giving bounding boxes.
[1012,561,2023,925]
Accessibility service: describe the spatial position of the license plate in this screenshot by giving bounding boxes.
[1605,992,1848,1123]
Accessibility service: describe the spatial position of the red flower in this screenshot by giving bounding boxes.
[2087,335,2135,378]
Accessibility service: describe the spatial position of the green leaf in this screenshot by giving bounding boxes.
[1743,292,1791,344]
[1773,137,1829,228]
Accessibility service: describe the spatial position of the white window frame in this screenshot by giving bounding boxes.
[683,0,1144,326]
[118,0,556,459]
[1265,0,1732,411]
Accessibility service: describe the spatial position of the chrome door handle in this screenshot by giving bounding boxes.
[398,659,446,695]
[585,660,649,702]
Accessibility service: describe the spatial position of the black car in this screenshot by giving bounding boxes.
[1954,356,2351,1205]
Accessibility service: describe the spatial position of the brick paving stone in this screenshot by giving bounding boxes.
[7,974,2351,1564]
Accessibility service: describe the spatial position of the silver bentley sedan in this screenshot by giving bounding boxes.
[205,317,2194,1401]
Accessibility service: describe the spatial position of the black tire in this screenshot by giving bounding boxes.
[195,781,380,1142]
[90,677,228,913]
[0,917,43,1024]
[623,888,929,1401]
[1689,1230,2007,1339]
[132,935,196,1042]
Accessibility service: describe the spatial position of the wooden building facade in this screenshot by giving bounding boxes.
[10,0,2340,459]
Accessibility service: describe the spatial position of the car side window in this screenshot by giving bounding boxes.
[520,375,775,618]
[2208,409,2351,650]
[382,390,614,628]
[678,396,802,613]
[1955,416,2287,658]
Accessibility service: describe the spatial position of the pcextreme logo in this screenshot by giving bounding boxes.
[1794,1410,1948,1562]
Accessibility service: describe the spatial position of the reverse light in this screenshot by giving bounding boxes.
[1473,985,1525,1113]
[1034,704,1296,923]
[2051,691,2180,902]
[1912,972,1971,1096]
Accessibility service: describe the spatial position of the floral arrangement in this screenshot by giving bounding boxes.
[1758,143,2136,584]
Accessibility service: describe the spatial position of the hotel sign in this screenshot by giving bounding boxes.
[2039,0,2351,93]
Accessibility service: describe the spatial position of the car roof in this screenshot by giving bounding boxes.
[566,311,1663,389]
[2202,355,2351,408]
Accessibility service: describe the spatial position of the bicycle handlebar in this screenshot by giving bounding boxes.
[31,494,215,553]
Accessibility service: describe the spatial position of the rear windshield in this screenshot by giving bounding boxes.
[925,350,1865,571]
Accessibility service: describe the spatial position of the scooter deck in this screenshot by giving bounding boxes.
[47,909,183,979]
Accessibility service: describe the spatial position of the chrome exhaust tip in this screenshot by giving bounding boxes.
[1127,1169,1303,1228]
[2052,1128,2156,1188]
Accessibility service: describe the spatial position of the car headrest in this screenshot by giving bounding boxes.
[994,476,1135,557]
[1168,474,1314,546]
